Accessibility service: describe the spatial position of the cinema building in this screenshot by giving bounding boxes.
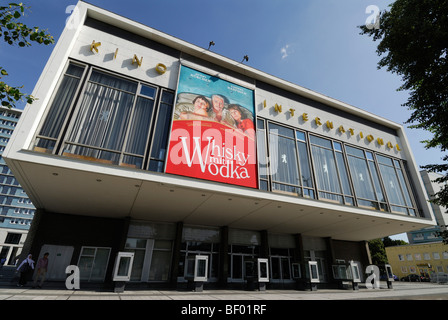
[3,1,436,289]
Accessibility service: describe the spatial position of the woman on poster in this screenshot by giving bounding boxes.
[228,104,255,139]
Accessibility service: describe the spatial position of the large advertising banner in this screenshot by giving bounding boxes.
[166,65,257,189]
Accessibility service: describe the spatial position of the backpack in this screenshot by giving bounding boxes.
[20,261,30,273]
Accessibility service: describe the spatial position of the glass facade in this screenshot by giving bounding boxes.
[33,61,174,172]
[258,120,420,217]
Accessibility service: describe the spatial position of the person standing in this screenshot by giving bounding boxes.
[16,254,34,287]
[33,252,49,288]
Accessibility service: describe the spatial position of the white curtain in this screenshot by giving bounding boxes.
[347,155,376,200]
[66,71,138,160]
[311,145,340,194]
[269,133,300,186]
[125,96,154,155]
[379,164,406,206]
[37,63,85,149]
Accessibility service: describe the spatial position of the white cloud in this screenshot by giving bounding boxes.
[281,44,290,59]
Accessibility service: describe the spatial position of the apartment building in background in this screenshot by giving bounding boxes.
[386,242,448,280]
[0,107,36,266]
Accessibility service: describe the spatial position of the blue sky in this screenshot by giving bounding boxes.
[1,0,443,241]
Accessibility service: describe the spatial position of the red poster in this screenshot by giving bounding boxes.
[166,66,257,188]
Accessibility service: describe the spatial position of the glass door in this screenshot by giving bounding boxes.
[78,247,111,282]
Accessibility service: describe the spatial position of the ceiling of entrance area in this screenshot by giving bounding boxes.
[16,160,433,242]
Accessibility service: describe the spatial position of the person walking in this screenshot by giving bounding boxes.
[33,252,49,288]
[16,254,35,287]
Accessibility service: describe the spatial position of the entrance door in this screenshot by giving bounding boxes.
[37,245,74,281]
[77,247,111,282]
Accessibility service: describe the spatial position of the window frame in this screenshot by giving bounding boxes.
[31,60,175,172]
[32,60,89,154]
[256,117,419,217]
[60,66,159,168]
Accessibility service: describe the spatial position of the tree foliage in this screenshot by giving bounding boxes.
[0,2,54,108]
[368,237,408,266]
[368,239,389,266]
[360,0,448,240]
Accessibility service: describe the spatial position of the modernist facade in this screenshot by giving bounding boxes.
[0,107,36,266]
[3,2,437,288]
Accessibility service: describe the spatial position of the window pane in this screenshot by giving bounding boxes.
[38,69,83,140]
[126,238,147,249]
[391,205,408,214]
[347,155,376,200]
[379,164,406,206]
[272,183,301,196]
[149,251,171,281]
[358,199,379,210]
[122,155,143,169]
[377,154,393,166]
[282,257,291,280]
[66,63,85,77]
[161,90,174,104]
[311,145,340,193]
[319,191,343,204]
[140,85,156,98]
[271,257,280,279]
[128,249,145,281]
[67,81,134,151]
[150,92,174,161]
[117,257,131,277]
[90,248,110,281]
[81,248,95,256]
[4,233,21,244]
[334,152,351,195]
[259,179,268,191]
[297,141,313,188]
[232,255,242,279]
[148,160,164,172]
[396,168,414,207]
[257,129,268,179]
[368,162,386,202]
[333,142,342,152]
[89,70,137,93]
[125,96,154,155]
[345,145,365,158]
[296,131,306,142]
[310,135,332,149]
[269,134,300,186]
[269,123,294,138]
[78,256,94,280]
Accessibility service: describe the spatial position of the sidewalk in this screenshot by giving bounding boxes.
[0,280,447,300]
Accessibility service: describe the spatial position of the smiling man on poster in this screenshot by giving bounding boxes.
[166,65,257,189]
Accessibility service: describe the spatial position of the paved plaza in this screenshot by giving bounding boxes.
[0,280,447,301]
